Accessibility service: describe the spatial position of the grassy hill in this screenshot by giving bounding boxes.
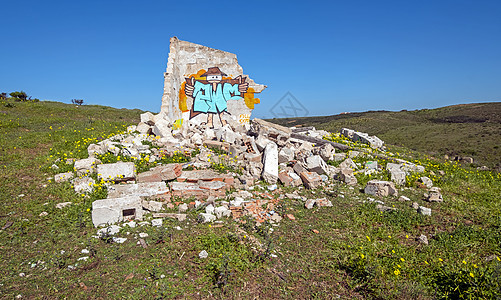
[268,102,501,168]
[0,100,500,299]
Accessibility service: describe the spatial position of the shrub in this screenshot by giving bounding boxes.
[72,99,84,105]
[10,91,28,101]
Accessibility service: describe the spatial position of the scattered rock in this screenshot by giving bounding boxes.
[425,187,443,202]
[199,250,208,259]
[54,172,74,183]
[364,180,398,197]
[417,234,429,245]
[418,206,432,216]
[198,213,216,223]
[151,219,163,227]
[56,202,72,209]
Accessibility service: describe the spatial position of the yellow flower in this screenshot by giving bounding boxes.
[394,269,400,276]
[366,236,371,242]
[400,258,405,262]
[462,260,467,264]
[86,208,90,212]
[405,235,409,239]
[360,254,365,259]
[438,258,443,262]
[469,272,474,278]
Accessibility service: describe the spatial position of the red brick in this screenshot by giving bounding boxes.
[300,171,322,189]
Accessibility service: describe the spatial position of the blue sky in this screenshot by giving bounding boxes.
[1,0,500,118]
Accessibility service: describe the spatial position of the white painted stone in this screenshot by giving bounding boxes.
[92,196,144,227]
[97,162,136,182]
[262,142,279,184]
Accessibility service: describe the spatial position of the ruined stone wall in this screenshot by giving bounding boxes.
[160,37,266,127]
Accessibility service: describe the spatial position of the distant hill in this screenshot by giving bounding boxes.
[267,102,501,168]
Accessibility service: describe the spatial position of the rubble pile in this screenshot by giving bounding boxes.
[53,113,441,229]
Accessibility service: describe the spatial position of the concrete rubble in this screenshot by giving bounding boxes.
[52,105,434,229]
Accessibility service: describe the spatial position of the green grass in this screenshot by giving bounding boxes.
[0,100,500,299]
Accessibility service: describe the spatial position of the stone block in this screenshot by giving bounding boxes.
[136,122,152,134]
[92,196,144,227]
[389,169,406,185]
[300,171,322,189]
[140,112,155,125]
[262,142,278,184]
[169,182,207,199]
[97,162,136,182]
[419,176,433,188]
[107,182,167,198]
[278,147,294,164]
[425,187,443,202]
[255,135,273,152]
[333,153,346,161]
[364,180,398,197]
[198,213,216,223]
[319,144,335,161]
[306,155,328,175]
[74,157,102,176]
[339,168,357,185]
[214,206,231,218]
[278,171,293,186]
[203,140,230,152]
[136,170,163,183]
[293,161,307,175]
[418,206,432,216]
[152,118,172,138]
[54,172,74,183]
[142,200,163,212]
[151,213,187,221]
[339,158,357,170]
[87,144,106,157]
[73,176,95,194]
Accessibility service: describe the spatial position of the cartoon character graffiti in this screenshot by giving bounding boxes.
[184,67,249,128]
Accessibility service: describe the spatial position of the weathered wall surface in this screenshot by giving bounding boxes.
[160,37,266,127]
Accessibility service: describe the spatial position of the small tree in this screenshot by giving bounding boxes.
[10,91,28,101]
[0,92,7,100]
[72,99,84,105]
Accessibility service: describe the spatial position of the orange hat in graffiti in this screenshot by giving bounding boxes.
[200,67,227,77]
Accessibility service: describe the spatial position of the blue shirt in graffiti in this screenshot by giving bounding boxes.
[192,81,242,114]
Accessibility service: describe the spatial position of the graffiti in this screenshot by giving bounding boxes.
[238,114,251,124]
[182,67,249,128]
